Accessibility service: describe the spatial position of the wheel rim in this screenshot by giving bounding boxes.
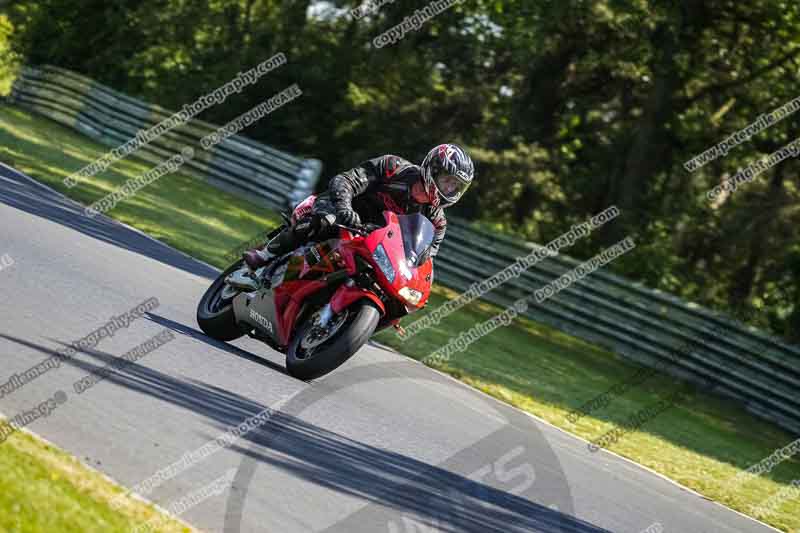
[296,308,350,360]
[207,275,239,314]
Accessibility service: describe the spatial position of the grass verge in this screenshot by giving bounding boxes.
[1,103,798,532]
[0,426,190,532]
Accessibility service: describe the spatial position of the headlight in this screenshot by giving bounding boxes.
[398,287,424,306]
[398,260,412,281]
[372,244,395,282]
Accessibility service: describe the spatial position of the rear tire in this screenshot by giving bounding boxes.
[197,260,246,342]
[286,301,381,380]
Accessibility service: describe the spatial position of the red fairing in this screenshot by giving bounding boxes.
[330,284,385,315]
[360,211,433,310]
[265,198,433,347]
[275,278,327,345]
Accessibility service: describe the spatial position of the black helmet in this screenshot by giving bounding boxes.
[420,143,475,208]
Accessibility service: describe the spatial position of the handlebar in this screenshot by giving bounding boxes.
[320,214,381,236]
[335,222,381,236]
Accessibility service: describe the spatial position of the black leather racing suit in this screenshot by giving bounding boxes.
[268,154,447,258]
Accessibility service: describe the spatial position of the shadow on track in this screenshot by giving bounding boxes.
[0,327,605,533]
[227,413,606,533]
[144,312,288,376]
[0,163,219,280]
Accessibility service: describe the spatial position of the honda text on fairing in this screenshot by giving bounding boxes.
[196,197,434,380]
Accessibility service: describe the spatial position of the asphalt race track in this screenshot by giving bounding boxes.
[0,163,778,532]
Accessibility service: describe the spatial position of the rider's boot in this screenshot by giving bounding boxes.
[229,231,287,291]
[228,241,280,292]
[243,219,315,271]
[242,248,276,271]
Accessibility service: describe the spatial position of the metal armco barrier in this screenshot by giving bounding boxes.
[9,65,321,211]
[437,219,800,437]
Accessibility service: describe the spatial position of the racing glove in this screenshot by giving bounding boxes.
[336,206,361,227]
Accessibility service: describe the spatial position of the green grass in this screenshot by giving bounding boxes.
[0,428,191,533]
[0,105,282,267]
[1,103,799,532]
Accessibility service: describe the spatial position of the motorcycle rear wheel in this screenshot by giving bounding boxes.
[286,300,380,380]
[197,260,247,342]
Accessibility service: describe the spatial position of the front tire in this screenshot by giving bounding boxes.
[286,300,381,380]
[197,260,246,341]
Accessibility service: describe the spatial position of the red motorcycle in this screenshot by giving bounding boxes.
[196,197,434,380]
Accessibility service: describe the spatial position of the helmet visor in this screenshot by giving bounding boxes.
[435,173,471,202]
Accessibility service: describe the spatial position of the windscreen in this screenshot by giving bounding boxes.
[397,213,435,267]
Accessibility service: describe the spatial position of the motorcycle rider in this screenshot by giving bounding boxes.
[243,143,475,271]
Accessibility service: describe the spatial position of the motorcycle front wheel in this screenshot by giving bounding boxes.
[286,300,381,380]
